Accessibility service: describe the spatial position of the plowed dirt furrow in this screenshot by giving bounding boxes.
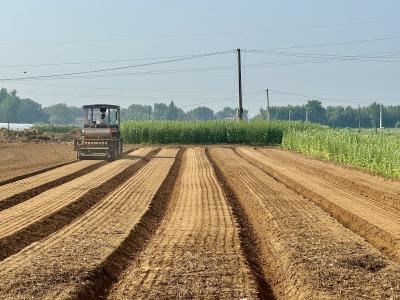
[108,148,259,300]
[0,160,105,212]
[0,147,157,261]
[237,147,400,262]
[259,148,400,210]
[0,143,76,184]
[0,149,178,300]
[0,144,137,187]
[210,147,400,299]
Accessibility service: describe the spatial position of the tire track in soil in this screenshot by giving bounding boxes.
[206,147,275,300]
[259,148,400,210]
[236,147,400,263]
[0,147,158,262]
[0,160,77,187]
[0,146,138,212]
[0,144,137,187]
[0,160,106,212]
[210,147,400,299]
[0,148,179,300]
[107,148,259,300]
[0,143,76,184]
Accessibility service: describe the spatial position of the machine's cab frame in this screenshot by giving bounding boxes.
[74,104,123,161]
[83,104,121,129]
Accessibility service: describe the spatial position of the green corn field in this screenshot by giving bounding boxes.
[282,128,400,178]
[32,119,400,178]
[120,120,321,145]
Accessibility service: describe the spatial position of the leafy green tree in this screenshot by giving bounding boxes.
[306,100,326,124]
[176,107,186,120]
[17,98,48,123]
[152,103,169,120]
[167,101,179,120]
[215,107,236,119]
[187,106,214,120]
[367,102,381,127]
[0,96,19,122]
[122,104,152,120]
[0,88,8,102]
[43,103,78,124]
[215,107,249,120]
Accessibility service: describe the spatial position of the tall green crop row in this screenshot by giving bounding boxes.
[119,120,316,145]
[283,128,400,178]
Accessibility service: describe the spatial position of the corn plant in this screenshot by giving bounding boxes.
[120,120,320,145]
[283,128,400,178]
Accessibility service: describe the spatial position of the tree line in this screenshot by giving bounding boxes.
[0,89,248,124]
[254,100,400,128]
[121,102,249,122]
[0,88,399,128]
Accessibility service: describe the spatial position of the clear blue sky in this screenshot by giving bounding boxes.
[0,0,399,116]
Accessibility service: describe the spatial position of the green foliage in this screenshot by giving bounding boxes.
[43,103,81,125]
[119,120,319,145]
[282,128,400,178]
[121,104,152,120]
[0,88,48,123]
[32,124,78,133]
[255,100,400,128]
[214,107,249,120]
[186,106,214,121]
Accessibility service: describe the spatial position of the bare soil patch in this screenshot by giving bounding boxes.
[0,142,75,183]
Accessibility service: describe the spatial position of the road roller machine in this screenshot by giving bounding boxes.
[74,104,123,160]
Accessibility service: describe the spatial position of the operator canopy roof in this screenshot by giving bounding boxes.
[82,104,120,110]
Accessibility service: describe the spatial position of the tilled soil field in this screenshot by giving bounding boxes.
[0,143,76,183]
[0,146,399,299]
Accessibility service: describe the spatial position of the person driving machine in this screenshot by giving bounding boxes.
[96,113,106,126]
[96,107,107,127]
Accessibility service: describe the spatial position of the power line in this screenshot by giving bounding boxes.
[244,35,400,52]
[6,53,396,83]
[2,35,399,70]
[0,18,399,46]
[268,89,371,104]
[0,50,233,82]
[244,49,400,62]
[13,87,262,100]
[9,82,240,94]
[0,53,216,69]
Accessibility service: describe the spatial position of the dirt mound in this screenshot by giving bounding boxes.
[0,128,76,143]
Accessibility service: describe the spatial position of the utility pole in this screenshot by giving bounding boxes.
[288,107,291,121]
[305,108,309,122]
[148,106,151,120]
[379,104,383,129]
[237,48,243,120]
[358,105,361,133]
[265,88,270,121]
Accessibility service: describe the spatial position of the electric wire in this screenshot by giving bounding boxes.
[0,50,234,82]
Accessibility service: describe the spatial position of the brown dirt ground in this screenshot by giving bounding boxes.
[0,142,76,182]
[210,147,400,299]
[0,148,157,261]
[0,149,178,300]
[260,147,400,210]
[108,148,258,299]
[236,147,400,263]
[0,145,399,299]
